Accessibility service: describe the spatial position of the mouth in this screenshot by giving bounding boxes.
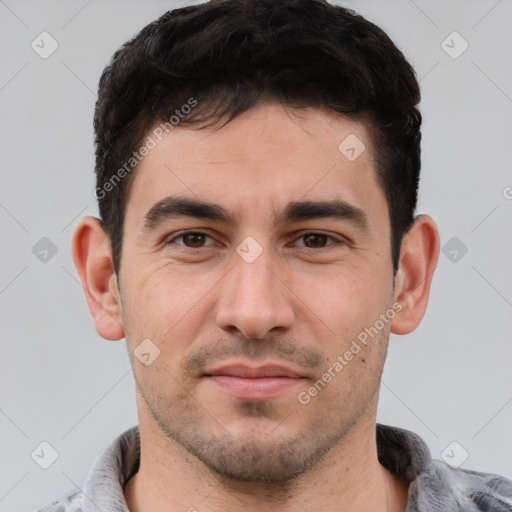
[203,363,306,400]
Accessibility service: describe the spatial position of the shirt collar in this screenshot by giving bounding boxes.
[78,423,512,512]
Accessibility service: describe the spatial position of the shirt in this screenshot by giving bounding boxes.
[35,423,512,512]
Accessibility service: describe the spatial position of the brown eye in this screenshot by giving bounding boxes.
[302,233,330,248]
[291,231,346,252]
[182,232,207,247]
[167,231,215,248]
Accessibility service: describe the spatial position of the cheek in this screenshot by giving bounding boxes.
[296,265,392,368]
[298,264,387,324]
[121,270,209,351]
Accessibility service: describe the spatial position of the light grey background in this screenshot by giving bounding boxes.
[0,0,511,510]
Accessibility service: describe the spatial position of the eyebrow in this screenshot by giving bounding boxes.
[143,196,369,232]
[276,199,369,231]
[143,196,235,230]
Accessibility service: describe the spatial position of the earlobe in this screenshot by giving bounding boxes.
[391,214,440,335]
[71,216,125,341]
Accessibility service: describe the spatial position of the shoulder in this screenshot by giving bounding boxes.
[376,424,512,511]
[32,488,84,512]
[33,425,139,512]
[409,459,512,511]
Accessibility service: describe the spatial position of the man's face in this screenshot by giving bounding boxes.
[118,102,396,482]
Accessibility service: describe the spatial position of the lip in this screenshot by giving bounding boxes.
[204,363,305,400]
[206,364,303,378]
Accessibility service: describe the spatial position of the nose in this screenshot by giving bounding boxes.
[215,245,295,340]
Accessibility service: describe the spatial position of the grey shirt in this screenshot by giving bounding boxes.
[35,424,512,512]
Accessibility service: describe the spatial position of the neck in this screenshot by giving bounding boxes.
[124,399,408,512]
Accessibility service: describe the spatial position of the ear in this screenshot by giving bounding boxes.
[391,214,440,335]
[71,216,125,340]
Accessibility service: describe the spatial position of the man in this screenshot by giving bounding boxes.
[36,0,512,511]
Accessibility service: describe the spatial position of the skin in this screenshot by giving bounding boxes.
[72,102,439,512]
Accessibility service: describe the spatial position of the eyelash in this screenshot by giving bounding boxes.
[165,230,344,250]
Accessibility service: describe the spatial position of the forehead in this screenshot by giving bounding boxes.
[124,102,387,230]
